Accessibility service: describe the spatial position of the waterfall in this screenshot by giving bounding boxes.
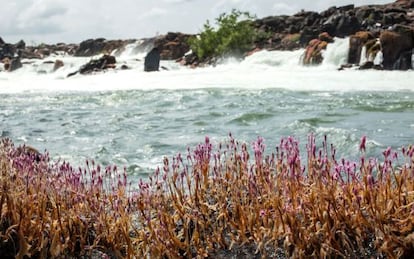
[321,37,349,67]
[359,45,367,65]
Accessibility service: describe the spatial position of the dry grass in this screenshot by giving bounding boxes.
[1,134,414,258]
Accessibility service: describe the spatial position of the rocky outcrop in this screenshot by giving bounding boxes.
[153,32,191,60]
[74,38,134,57]
[342,23,413,70]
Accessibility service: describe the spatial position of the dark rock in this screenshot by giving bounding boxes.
[0,37,4,45]
[380,26,414,70]
[68,54,116,77]
[347,31,375,64]
[15,40,25,50]
[359,61,374,69]
[0,43,15,60]
[299,27,320,46]
[320,6,338,18]
[321,12,360,37]
[144,47,160,72]
[335,14,361,37]
[338,63,354,70]
[392,49,413,70]
[154,32,191,60]
[74,38,106,57]
[4,57,23,72]
[120,64,130,70]
[77,38,104,56]
[303,39,328,65]
[19,49,43,59]
[318,32,334,43]
[53,59,64,71]
[338,4,355,12]
[257,16,289,33]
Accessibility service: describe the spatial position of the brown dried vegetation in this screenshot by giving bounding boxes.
[1,134,414,258]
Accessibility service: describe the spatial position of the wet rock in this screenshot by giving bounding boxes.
[299,27,321,46]
[53,59,64,71]
[359,61,374,70]
[380,25,414,70]
[338,63,354,70]
[144,47,160,72]
[347,31,375,64]
[322,11,361,37]
[10,58,22,71]
[3,57,22,72]
[120,64,130,70]
[303,39,329,65]
[67,54,116,77]
[318,32,334,43]
[74,38,134,57]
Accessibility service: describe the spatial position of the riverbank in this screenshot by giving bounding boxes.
[1,0,414,73]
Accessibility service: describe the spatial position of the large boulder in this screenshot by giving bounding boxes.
[380,25,414,70]
[302,38,329,65]
[302,32,333,65]
[347,31,375,64]
[53,59,64,71]
[322,11,361,37]
[67,54,116,77]
[144,47,160,72]
[2,57,22,72]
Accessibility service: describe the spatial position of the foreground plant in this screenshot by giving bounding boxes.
[0,139,133,258]
[133,134,414,258]
[2,134,414,258]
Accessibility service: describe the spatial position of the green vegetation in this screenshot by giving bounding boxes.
[2,135,414,258]
[188,10,258,60]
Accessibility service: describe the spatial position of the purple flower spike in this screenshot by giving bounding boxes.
[360,136,366,152]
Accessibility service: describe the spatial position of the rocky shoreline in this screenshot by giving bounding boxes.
[1,0,413,74]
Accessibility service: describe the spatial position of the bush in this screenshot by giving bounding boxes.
[188,9,258,60]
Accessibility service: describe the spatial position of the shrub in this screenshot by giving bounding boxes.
[188,9,258,60]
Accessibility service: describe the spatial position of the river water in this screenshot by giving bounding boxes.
[1,38,414,181]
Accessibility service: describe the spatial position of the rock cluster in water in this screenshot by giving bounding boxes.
[0,0,413,73]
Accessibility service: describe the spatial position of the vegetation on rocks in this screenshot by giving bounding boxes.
[1,134,414,258]
[188,10,260,61]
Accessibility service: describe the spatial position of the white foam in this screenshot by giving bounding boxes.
[1,38,413,94]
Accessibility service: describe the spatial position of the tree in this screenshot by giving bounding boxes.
[188,10,258,60]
